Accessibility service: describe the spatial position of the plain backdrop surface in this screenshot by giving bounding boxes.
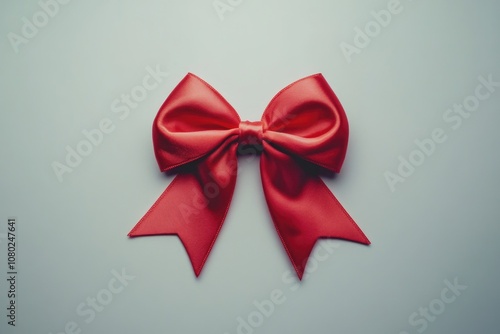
[1,1,499,333]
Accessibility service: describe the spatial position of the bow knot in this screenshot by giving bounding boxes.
[238,120,263,152]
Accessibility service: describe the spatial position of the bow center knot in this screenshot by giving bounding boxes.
[238,121,263,151]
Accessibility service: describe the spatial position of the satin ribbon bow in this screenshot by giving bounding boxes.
[128,73,370,279]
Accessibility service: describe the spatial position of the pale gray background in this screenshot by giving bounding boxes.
[1,0,499,333]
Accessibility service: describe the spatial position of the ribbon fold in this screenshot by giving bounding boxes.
[128,73,370,279]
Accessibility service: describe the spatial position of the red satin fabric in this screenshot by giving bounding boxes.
[128,73,370,279]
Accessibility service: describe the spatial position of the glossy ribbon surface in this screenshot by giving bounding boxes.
[128,73,370,279]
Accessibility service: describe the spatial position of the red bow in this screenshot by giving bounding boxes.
[128,73,370,279]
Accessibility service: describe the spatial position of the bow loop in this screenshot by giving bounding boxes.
[262,74,348,173]
[153,73,240,171]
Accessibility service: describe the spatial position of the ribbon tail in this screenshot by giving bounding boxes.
[128,144,238,277]
[261,144,370,280]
